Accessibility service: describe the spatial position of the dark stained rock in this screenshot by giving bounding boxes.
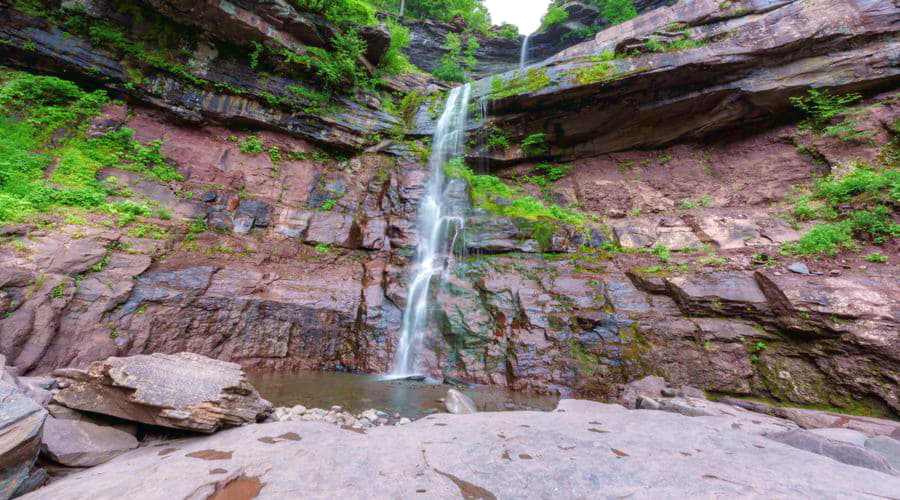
[40,417,138,467]
[359,25,392,65]
[52,352,271,433]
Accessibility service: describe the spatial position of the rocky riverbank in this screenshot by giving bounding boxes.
[3,352,899,498]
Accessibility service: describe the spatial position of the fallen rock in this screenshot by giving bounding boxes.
[52,353,271,433]
[769,430,897,476]
[41,417,138,467]
[618,375,667,409]
[445,389,477,414]
[0,378,47,499]
[21,400,900,499]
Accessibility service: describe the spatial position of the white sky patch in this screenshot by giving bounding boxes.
[483,0,552,35]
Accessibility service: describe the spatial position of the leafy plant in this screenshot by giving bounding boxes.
[521,133,548,156]
[240,136,265,154]
[486,128,511,152]
[790,89,862,129]
[495,24,520,41]
[534,162,571,181]
[864,252,888,263]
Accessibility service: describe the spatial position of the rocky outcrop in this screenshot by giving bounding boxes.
[528,0,677,63]
[52,353,272,433]
[402,19,522,79]
[20,400,900,499]
[468,0,900,163]
[0,365,46,499]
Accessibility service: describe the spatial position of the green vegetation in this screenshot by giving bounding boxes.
[521,133,549,156]
[369,0,492,33]
[864,252,888,263]
[790,89,869,142]
[524,162,572,186]
[239,136,265,154]
[381,20,414,76]
[644,34,705,53]
[320,198,338,211]
[568,51,621,85]
[783,164,899,256]
[444,158,586,225]
[488,69,552,100]
[495,24,520,41]
[595,0,638,24]
[539,6,569,32]
[433,32,479,83]
[486,128,511,152]
[0,72,181,223]
[748,340,767,364]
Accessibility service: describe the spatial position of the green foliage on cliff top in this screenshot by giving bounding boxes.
[369,0,492,33]
[444,158,586,225]
[540,6,569,32]
[433,32,480,83]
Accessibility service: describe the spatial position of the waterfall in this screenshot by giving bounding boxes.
[391,84,472,376]
[520,33,531,69]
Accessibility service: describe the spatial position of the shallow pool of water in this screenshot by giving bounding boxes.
[248,371,559,419]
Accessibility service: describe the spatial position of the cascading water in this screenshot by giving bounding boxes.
[391,84,472,376]
[520,33,532,69]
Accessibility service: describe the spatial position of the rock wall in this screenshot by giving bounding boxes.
[0,0,898,418]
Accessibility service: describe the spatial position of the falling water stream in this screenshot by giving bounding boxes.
[390,84,472,376]
[520,33,532,69]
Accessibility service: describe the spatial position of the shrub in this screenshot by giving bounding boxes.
[534,162,571,181]
[487,128,511,152]
[864,252,888,263]
[790,89,862,127]
[597,0,638,24]
[240,135,265,154]
[380,20,413,76]
[495,24,520,41]
[521,133,548,156]
[540,6,569,32]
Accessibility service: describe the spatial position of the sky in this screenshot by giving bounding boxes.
[483,0,552,35]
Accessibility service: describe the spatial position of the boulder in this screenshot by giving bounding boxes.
[41,417,138,467]
[52,353,271,433]
[359,25,392,65]
[444,389,477,414]
[0,379,47,499]
[618,376,667,409]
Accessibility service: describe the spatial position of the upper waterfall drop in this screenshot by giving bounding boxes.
[390,83,472,377]
[520,33,532,69]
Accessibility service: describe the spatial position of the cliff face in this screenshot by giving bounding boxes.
[0,0,898,417]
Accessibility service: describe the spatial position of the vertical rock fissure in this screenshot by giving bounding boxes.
[391,84,472,376]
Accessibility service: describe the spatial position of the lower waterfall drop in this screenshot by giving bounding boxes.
[390,83,472,377]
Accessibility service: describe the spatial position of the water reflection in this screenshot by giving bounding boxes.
[248,371,559,419]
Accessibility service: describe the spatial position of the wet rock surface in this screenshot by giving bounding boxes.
[21,400,900,499]
[52,353,272,433]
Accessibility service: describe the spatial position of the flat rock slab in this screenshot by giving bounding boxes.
[23,400,900,499]
[52,352,271,433]
[41,417,138,467]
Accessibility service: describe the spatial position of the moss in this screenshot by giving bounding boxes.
[488,69,552,100]
[707,392,895,419]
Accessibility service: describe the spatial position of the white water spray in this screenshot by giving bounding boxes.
[520,33,532,69]
[391,84,472,376]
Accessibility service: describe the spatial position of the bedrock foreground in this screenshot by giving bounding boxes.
[25,400,900,499]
